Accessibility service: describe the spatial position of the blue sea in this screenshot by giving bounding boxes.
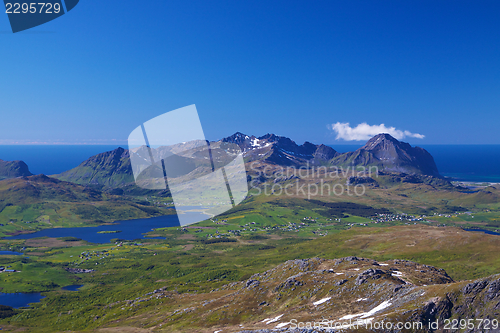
[0,145,122,175]
[423,145,500,182]
[0,144,499,182]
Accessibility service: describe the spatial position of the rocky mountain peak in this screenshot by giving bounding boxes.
[362,133,406,151]
[82,147,129,167]
[221,132,338,166]
[221,132,253,145]
[55,147,134,188]
[332,133,440,176]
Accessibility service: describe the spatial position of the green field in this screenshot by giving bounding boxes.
[2,173,500,331]
[2,193,500,331]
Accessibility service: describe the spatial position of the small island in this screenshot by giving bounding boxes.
[96,230,122,234]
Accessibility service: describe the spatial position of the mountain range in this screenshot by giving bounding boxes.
[221,132,338,166]
[50,133,440,188]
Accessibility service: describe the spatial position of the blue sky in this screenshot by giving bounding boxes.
[0,0,499,145]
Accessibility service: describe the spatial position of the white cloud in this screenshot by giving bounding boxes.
[330,122,425,141]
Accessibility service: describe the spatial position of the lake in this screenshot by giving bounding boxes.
[6,212,209,243]
[463,228,500,236]
[61,285,83,291]
[0,292,45,308]
[0,286,83,308]
[0,251,23,255]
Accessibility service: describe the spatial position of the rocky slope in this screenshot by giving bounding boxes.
[54,147,135,187]
[0,159,32,180]
[128,257,500,332]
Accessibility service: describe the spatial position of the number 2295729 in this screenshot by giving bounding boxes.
[5,3,61,14]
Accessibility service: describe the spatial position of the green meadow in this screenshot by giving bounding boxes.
[2,181,500,331]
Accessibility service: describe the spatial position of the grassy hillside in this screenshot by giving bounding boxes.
[2,223,500,332]
[0,175,172,237]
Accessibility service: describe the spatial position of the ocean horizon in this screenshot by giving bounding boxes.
[0,144,499,182]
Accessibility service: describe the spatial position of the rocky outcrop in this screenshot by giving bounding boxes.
[65,268,95,274]
[0,159,32,180]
